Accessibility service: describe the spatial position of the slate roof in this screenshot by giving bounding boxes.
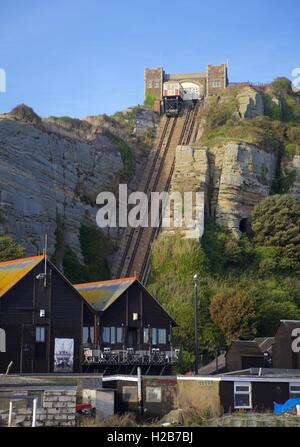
[74,277,136,312]
[0,255,44,298]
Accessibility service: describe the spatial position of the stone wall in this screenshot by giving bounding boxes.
[9,387,77,427]
[144,68,164,101]
[144,64,228,103]
[207,64,228,96]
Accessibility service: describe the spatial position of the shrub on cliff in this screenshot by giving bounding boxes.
[9,104,42,125]
[0,235,25,262]
[251,194,300,267]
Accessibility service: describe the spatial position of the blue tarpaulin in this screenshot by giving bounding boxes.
[274,398,300,414]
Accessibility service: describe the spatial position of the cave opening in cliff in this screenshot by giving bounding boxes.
[239,218,248,233]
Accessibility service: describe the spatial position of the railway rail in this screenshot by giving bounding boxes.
[111,103,201,283]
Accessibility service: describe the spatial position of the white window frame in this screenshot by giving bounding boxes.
[289,383,300,397]
[146,386,162,403]
[234,382,252,409]
[212,79,221,88]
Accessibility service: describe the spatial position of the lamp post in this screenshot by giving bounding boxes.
[194,274,199,375]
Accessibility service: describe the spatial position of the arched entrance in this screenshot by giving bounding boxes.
[181,82,204,101]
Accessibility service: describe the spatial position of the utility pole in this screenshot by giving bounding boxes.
[194,274,199,375]
[137,367,143,417]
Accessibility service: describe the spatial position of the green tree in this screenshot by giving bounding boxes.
[257,300,300,336]
[210,287,257,343]
[251,194,300,267]
[79,224,111,281]
[0,235,25,262]
[62,246,87,284]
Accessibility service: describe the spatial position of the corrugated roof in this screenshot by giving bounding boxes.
[0,255,44,298]
[74,277,136,311]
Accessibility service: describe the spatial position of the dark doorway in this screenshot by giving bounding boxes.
[242,356,264,369]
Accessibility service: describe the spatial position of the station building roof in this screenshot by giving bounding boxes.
[74,277,136,312]
[0,255,44,298]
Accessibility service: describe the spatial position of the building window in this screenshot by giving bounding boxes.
[83,326,94,344]
[143,328,149,344]
[117,327,123,344]
[122,386,137,402]
[102,327,110,343]
[211,79,221,88]
[35,326,45,343]
[158,329,166,344]
[290,383,300,398]
[234,382,252,409]
[147,81,153,89]
[102,327,123,344]
[146,386,162,403]
[0,328,6,352]
[154,80,160,88]
[152,328,158,345]
[110,327,116,344]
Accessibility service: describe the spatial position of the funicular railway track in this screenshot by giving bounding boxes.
[112,103,201,283]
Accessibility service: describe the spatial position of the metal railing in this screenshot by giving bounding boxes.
[82,347,180,365]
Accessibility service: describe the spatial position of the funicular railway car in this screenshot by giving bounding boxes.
[163,81,184,116]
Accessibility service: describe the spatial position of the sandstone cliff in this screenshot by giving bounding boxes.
[166,80,300,238]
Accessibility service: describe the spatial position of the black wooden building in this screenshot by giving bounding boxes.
[223,320,300,373]
[273,320,300,369]
[74,277,178,375]
[0,255,96,374]
[225,338,274,372]
[219,371,300,413]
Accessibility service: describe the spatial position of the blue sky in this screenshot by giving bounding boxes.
[0,0,299,117]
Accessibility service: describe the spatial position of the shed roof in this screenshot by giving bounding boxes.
[74,277,136,311]
[280,320,300,331]
[227,340,264,357]
[255,337,274,353]
[0,255,44,298]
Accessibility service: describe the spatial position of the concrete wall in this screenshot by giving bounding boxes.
[82,388,115,419]
[177,378,221,417]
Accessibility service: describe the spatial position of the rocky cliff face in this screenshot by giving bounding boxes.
[167,142,278,237]
[0,105,157,259]
[167,81,300,238]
